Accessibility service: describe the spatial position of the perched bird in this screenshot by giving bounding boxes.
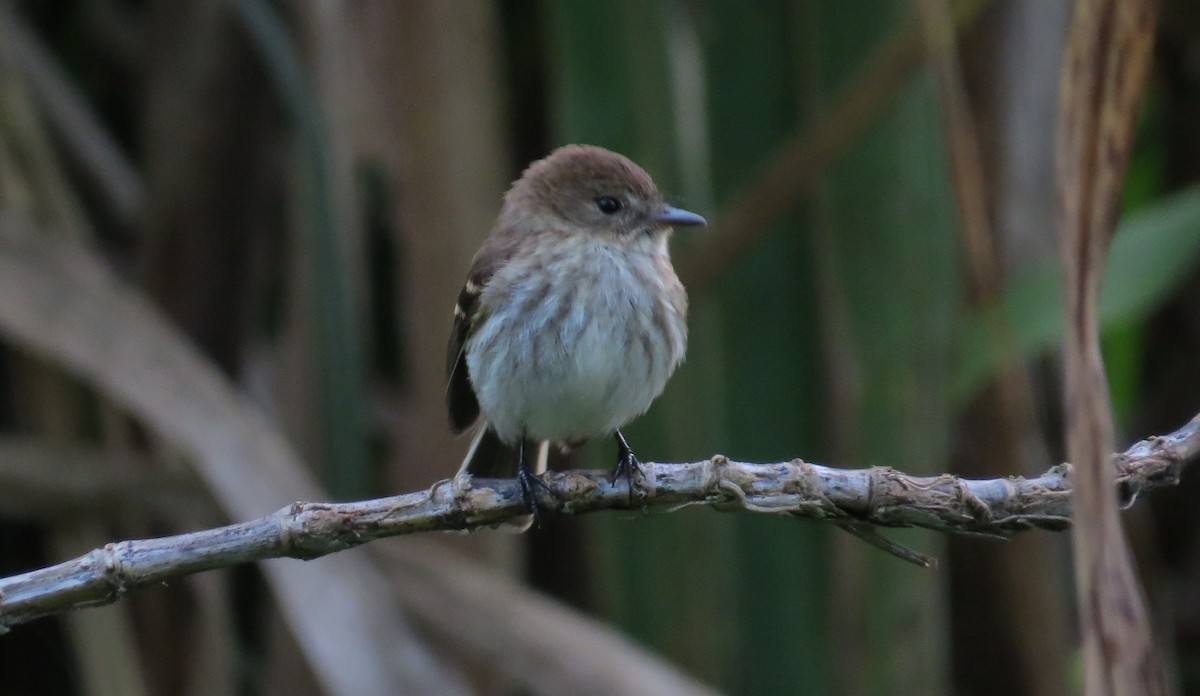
[446,144,704,523]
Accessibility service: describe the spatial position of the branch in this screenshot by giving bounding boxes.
[2,411,1197,631]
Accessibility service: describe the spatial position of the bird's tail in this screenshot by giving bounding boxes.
[455,427,548,533]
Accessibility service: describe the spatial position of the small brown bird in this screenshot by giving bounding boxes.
[446,144,705,523]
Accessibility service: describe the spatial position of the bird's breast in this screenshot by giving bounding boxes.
[466,236,687,444]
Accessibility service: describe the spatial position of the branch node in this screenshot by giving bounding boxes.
[714,477,751,511]
[96,543,127,596]
[864,466,891,522]
[276,503,302,556]
[957,478,991,523]
[789,461,845,521]
[432,476,470,526]
[278,502,351,560]
[705,455,730,494]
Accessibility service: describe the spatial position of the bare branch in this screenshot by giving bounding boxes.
[2,410,1197,631]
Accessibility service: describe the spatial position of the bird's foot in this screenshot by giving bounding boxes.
[609,430,646,505]
[517,465,553,528]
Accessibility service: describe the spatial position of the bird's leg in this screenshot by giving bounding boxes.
[516,439,552,527]
[610,429,645,505]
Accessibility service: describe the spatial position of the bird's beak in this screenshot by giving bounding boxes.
[654,205,706,228]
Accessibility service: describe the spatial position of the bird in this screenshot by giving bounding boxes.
[445,144,705,525]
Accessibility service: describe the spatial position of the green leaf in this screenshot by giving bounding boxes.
[954,185,1200,404]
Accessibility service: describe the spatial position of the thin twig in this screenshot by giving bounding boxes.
[2,410,1197,632]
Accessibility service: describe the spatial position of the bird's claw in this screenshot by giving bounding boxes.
[610,431,646,505]
[517,465,553,528]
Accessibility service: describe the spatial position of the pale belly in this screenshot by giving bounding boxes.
[465,244,684,444]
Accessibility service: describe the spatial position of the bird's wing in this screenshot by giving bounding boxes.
[445,229,521,433]
[446,268,487,433]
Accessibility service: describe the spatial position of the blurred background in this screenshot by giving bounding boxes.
[0,0,1198,694]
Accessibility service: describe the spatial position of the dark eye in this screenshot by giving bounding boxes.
[595,196,622,215]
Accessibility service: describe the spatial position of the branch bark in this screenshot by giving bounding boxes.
[2,410,1197,632]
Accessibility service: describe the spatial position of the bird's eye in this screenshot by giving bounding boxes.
[595,196,623,215]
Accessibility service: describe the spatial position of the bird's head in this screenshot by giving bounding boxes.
[505,144,706,243]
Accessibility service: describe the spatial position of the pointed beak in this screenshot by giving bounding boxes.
[654,205,706,228]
